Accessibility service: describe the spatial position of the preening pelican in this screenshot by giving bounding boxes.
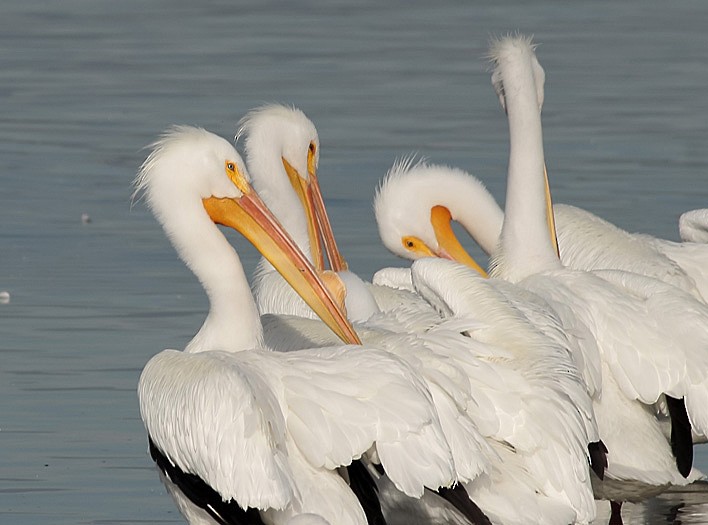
[486,35,707,521]
[374,172,607,524]
[374,157,606,437]
[134,126,463,525]
[374,161,708,452]
[376,34,708,524]
[374,163,708,302]
[239,104,601,525]
[374,156,501,273]
[374,122,708,304]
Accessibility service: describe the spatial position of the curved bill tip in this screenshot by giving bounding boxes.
[431,205,489,277]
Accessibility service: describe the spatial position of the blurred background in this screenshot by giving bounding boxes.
[1,1,707,523]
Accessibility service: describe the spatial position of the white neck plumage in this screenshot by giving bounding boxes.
[492,39,562,282]
[155,194,263,353]
[247,139,313,264]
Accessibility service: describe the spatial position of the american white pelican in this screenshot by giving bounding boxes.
[237,105,379,323]
[374,158,500,271]
[134,126,464,525]
[238,104,503,525]
[373,131,708,304]
[374,172,608,524]
[376,34,708,524]
[486,35,706,522]
[239,104,601,525]
[374,162,708,452]
[374,159,607,431]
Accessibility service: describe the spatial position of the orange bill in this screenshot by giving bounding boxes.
[282,156,326,272]
[430,205,489,277]
[308,169,348,272]
[203,168,361,345]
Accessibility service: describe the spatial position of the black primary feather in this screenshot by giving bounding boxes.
[435,485,493,525]
[148,437,266,525]
[665,395,693,477]
[346,459,387,525]
[588,440,608,480]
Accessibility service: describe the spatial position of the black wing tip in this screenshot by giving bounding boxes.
[346,460,387,525]
[148,437,265,525]
[434,485,493,525]
[588,440,609,481]
[666,395,694,478]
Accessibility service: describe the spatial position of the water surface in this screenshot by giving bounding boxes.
[1,1,708,523]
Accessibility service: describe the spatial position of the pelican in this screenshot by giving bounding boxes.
[374,162,708,447]
[238,105,500,525]
[374,156,500,278]
[239,104,601,525]
[134,126,463,525]
[375,160,708,305]
[374,156,607,431]
[374,136,708,304]
[376,164,708,523]
[377,35,708,522]
[374,158,500,266]
[474,35,707,522]
[239,104,380,323]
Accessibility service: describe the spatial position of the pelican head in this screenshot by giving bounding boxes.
[374,157,489,276]
[238,104,319,186]
[238,105,324,260]
[135,126,247,219]
[490,34,545,114]
[134,126,360,346]
[238,104,347,272]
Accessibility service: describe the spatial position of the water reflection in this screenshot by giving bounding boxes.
[590,483,708,525]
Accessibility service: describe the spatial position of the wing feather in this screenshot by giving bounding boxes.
[138,349,295,510]
[410,258,597,522]
[274,346,457,497]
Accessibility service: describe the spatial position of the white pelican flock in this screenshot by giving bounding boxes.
[135,35,707,525]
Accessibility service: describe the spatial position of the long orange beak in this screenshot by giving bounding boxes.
[203,179,361,345]
[282,152,348,273]
[308,168,348,272]
[430,205,488,277]
[305,143,348,272]
[282,144,349,272]
[282,157,326,272]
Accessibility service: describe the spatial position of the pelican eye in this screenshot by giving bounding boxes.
[308,142,316,154]
[401,235,435,258]
[402,236,419,250]
[224,160,250,194]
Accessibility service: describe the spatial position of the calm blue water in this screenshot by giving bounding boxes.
[1,1,708,524]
